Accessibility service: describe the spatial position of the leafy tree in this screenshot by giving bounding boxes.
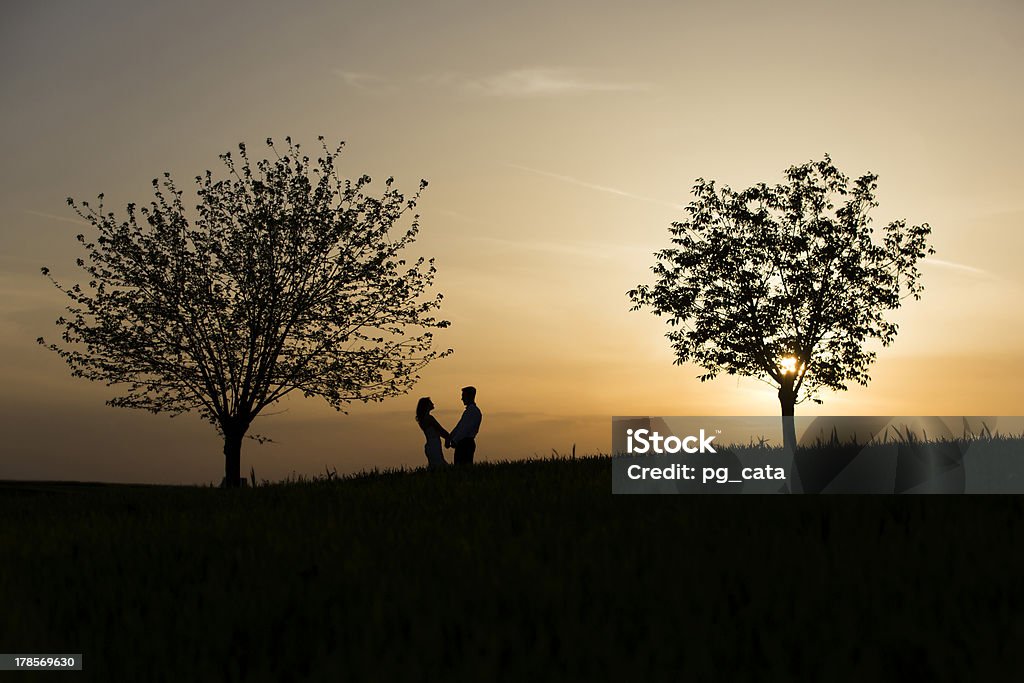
[628,155,933,450]
[40,137,451,486]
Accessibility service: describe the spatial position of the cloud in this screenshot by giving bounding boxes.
[333,70,391,90]
[338,67,651,98]
[503,163,680,209]
[464,68,649,97]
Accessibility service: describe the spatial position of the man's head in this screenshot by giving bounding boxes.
[461,386,477,405]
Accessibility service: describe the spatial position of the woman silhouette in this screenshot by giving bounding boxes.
[415,397,450,469]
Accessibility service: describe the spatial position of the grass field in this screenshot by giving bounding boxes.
[3,456,1024,681]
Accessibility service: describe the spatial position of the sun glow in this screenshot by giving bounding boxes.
[779,356,799,375]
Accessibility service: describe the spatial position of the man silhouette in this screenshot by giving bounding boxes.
[447,386,482,465]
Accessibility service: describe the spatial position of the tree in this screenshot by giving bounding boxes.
[40,137,451,486]
[628,155,933,451]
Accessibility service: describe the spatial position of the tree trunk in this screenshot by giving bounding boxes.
[222,419,249,488]
[778,377,800,493]
[778,377,797,453]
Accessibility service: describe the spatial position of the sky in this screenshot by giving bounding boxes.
[2,0,1023,484]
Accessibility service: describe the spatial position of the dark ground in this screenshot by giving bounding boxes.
[2,457,1022,681]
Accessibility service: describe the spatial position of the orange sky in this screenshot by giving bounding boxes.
[2,0,1022,483]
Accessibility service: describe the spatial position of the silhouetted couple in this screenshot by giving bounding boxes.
[415,386,482,469]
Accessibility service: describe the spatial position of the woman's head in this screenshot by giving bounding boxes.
[415,397,433,423]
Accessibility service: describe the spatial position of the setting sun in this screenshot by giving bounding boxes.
[780,356,799,375]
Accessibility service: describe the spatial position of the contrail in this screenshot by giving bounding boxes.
[503,163,680,209]
[23,210,89,226]
[926,258,990,277]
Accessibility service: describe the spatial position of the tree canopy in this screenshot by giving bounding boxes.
[40,137,451,485]
[628,154,933,433]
